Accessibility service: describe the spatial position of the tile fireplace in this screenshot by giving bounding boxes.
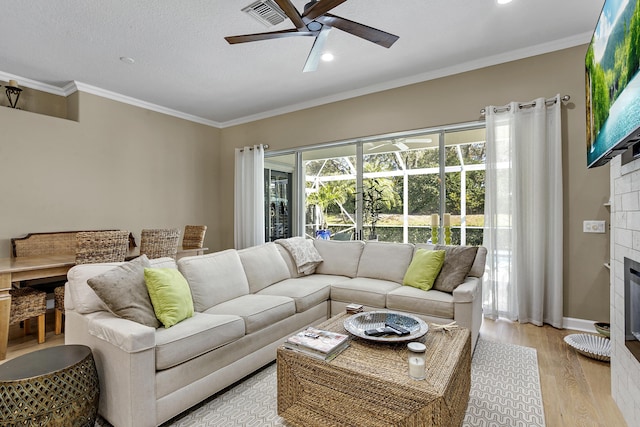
[610,155,640,425]
[625,257,640,363]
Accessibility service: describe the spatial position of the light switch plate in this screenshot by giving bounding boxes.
[583,220,606,233]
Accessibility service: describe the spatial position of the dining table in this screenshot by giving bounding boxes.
[0,246,207,360]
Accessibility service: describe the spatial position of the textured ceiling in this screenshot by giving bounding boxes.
[0,0,603,126]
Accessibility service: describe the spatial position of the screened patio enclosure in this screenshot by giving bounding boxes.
[264,123,486,246]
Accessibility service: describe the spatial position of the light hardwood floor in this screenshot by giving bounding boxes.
[1,313,628,427]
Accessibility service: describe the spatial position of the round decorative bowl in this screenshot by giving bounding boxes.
[343,311,429,343]
[594,322,611,338]
[564,333,611,362]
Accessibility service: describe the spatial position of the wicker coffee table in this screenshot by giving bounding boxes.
[277,312,471,427]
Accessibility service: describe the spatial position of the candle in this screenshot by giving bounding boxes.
[409,356,425,379]
[8,80,18,88]
[407,342,426,380]
[431,214,439,228]
[444,213,451,226]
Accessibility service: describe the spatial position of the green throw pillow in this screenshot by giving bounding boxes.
[144,268,194,328]
[403,249,446,291]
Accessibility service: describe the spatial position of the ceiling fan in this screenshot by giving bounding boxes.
[225,0,399,72]
[367,137,434,151]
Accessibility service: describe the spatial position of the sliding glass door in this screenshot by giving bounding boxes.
[264,123,486,245]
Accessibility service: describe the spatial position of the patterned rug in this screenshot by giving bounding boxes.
[96,338,545,426]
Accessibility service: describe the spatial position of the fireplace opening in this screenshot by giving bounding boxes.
[625,257,640,363]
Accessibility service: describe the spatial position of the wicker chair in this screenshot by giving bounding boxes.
[75,230,130,265]
[140,228,181,259]
[182,225,207,249]
[9,287,47,344]
[53,230,130,335]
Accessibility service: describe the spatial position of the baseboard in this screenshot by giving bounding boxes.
[563,317,598,332]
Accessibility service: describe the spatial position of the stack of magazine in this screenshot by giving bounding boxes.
[284,327,350,361]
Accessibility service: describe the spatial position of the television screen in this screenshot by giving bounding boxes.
[586,0,640,168]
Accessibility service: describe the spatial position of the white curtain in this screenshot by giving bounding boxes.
[234,145,265,249]
[483,95,563,328]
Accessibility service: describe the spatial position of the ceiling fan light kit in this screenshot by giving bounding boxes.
[226,0,399,72]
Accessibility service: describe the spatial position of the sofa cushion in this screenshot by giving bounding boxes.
[68,262,124,314]
[144,268,194,328]
[357,242,414,284]
[86,255,160,328]
[403,249,445,291]
[330,277,401,308]
[154,313,245,370]
[313,240,364,277]
[238,243,291,293]
[468,246,487,277]
[178,250,250,312]
[386,286,454,319]
[149,257,179,269]
[204,294,295,334]
[276,244,303,278]
[433,245,478,293]
[256,277,331,312]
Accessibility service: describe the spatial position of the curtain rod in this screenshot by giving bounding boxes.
[480,95,570,116]
[239,144,269,152]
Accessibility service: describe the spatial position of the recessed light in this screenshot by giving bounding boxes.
[497,0,513,4]
[119,56,135,64]
[321,53,334,62]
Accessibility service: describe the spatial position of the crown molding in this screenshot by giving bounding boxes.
[1,32,591,129]
[0,71,68,96]
[71,82,223,128]
[218,32,592,127]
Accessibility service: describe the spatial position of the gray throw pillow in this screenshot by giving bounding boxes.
[432,245,478,293]
[87,254,160,328]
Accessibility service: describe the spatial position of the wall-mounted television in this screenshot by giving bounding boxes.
[586,0,640,168]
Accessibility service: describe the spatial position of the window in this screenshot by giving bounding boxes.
[265,123,486,244]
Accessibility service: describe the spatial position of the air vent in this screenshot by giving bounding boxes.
[242,0,287,27]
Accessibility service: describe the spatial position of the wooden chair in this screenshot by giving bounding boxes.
[182,225,207,249]
[9,287,47,344]
[140,228,181,259]
[53,230,130,334]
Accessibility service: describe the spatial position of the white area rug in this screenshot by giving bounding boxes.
[96,338,545,426]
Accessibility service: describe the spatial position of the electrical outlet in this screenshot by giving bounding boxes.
[583,220,606,233]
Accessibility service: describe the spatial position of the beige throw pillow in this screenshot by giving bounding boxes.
[87,255,160,328]
[432,245,478,293]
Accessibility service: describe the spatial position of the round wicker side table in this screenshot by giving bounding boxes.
[0,345,99,427]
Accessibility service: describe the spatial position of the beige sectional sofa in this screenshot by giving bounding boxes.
[64,239,486,427]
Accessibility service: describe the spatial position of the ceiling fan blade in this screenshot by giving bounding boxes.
[274,0,307,29]
[302,0,347,21]
[316,14,399,48]
[225,29,315,44]
[303,26,331,73]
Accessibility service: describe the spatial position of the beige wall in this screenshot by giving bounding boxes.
[0,91,221,255]
[0,44,612,321]
[221,45,612,322]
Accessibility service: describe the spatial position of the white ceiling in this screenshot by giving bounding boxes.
[0,0,604,127]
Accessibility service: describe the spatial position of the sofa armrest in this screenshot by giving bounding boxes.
[452,276,480,303]
[88,312,156,353]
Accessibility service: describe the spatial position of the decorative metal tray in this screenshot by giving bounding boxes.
[564,333,611,362]
[343,311,429,342]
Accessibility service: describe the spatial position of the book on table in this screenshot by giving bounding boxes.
[284,327,350,361]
